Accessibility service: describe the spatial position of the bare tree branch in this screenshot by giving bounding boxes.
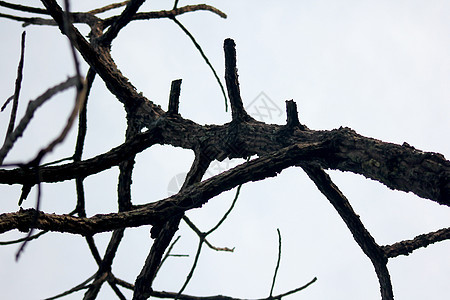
[382,227,450,258]
[0,76,78,165]
[269,228,282,297]
[99,0,146,45]
[302,164,393,300]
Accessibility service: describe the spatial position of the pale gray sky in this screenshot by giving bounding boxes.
[0,1,449,299]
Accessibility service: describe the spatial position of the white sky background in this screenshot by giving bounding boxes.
[0,0,449,299]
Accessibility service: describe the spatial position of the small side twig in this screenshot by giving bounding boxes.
[73,67,96,161]
[15,174,41,260]
[87,1,130,15]
[206,183,243,236]
[176,239,203,299]
[382,227,450,258]
[43,274,96,300]
[2,31,26,142]
[0,1,49,15]
[0,229,47,245]
[0,76,78,165]
[269,228,282,297]
[27,76,86,167]
[171,17,228,111]
[156,235,184,275]
[100,0,146,45]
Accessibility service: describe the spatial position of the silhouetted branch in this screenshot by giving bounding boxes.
[1,31,25,124]
[99,0,146,45]
[0,1,48,14]
[269,228,282,297]
[0,229,47,245]
[15,178,41,260]
[168,79,182,115]
[0,76,78,164]
[156,235,185,276]
[0,126,163,184]
[134,147,212,300]
[134,217,182,300]
[43,274,96,300]
[206,182,244,236]
[105,4,227,25]
[26,76,86,167]
[114,275,317,300]
[73,68,96,161]
[302,164,393,300]
[382,227,450,258]
[224,38,252,121]
[87,1,129,15]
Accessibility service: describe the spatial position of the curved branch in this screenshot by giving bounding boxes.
[0,1,48,14]
[302,164,393,299]
[0,141,328,235]
[41,0,163,117]
[1,122,448,205]
[104,4,227,26]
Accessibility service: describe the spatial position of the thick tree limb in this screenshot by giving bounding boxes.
[41,0,163,118]
[1,122,447,205]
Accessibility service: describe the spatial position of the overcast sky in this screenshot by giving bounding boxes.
[0,1,449,299]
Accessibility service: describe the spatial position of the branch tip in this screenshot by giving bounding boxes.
[285,100,307,130]
[168,79,182,115]
[224,38,252,122]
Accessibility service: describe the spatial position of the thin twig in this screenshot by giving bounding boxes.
[73,68,95,161]
[88,1,130,15]
[0,1,49,15]
[103,5,227,26]
[43,274,96,300]
[27,76,86,167]
[176,239,203,299]
[63,0,83,90]
[0,13,55,26]
[156,235,183,275]
[100,0,146,45]
[274,277,317,298]
[0,76,78,165]
[0,229,47,245]
[39,156,73,167]
[3,31,26,140]
[171,17,228,111]
[183,216,234,252]
[207,181,244,235]
[269,228,282,297]
[1,31,25,112]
